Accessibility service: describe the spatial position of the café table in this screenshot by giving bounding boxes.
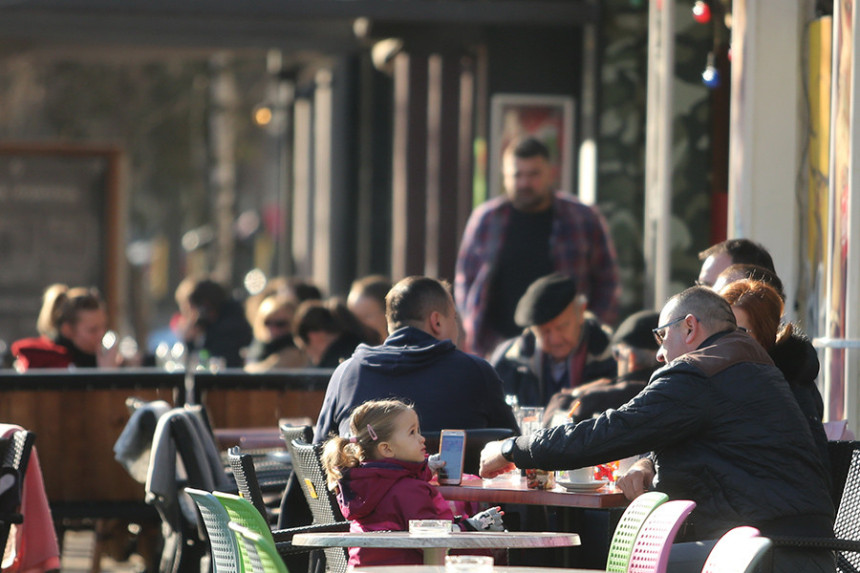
[434,475,627,509]
[434,475,627,569]
[291,531,580,565]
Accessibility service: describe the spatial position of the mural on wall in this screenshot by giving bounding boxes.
[598,0,713,315]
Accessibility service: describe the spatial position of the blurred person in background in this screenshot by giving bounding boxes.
[11,284,119,370]
[347,275,392,345]
[294,300,366,368]
[175,276,252,368]
[696,238,775,288]
[244,293,307,372]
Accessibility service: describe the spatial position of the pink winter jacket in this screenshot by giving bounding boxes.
[336,458,456,567]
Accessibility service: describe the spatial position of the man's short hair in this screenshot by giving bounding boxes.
[697,239,775,273]
[386,276,453,331]
[670,286,737,334]
[509,137,550,161]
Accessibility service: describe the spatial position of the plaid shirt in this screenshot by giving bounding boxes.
[454,193,619,357]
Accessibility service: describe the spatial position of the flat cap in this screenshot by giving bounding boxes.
[514,273,578,327]
[611,310,661,350]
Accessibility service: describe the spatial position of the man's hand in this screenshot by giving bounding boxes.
[615,457,655,501]
[479,440,516,478]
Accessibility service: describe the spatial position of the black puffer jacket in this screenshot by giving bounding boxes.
[769,331,831,481]
[509,330,834,540]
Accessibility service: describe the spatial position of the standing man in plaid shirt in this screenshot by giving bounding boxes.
[455,137,620,357]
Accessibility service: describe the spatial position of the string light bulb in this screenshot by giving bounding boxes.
[693,1,712,24]
[701,52,721,89]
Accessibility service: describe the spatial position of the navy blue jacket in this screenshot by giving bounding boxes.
[508,330,834,541]
[313,327,519,442]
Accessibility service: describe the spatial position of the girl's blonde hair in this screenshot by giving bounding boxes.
[321,399,413,490]
[37,284,105,339]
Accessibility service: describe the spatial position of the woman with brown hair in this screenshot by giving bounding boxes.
[719,279,830,480]
[11,283,116,370]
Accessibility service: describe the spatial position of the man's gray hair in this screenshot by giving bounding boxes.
[669,286,737,333]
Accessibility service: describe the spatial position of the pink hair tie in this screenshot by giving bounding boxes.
[366,424,379,441]
[348,436,359,444]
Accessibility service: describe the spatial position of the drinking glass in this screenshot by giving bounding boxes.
[408,520,452,536]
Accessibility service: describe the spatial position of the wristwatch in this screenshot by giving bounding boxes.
[500,437,517,462]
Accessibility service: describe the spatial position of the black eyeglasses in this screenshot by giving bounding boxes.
[652,316,686,346]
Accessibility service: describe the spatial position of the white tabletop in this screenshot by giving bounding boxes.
[292,531,581,565]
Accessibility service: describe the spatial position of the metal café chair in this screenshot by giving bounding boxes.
[229,521,288,573]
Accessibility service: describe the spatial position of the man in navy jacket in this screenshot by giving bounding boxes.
[313,276,519,443]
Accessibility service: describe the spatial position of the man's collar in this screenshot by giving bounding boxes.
[696,328,737,350]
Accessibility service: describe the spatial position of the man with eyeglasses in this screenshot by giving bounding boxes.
[480,286,834,572]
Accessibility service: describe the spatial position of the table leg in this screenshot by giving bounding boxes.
[422,547,448,565]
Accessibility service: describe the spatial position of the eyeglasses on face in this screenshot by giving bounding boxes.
[651,316,687,346]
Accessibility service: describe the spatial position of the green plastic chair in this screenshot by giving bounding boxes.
[605,490,670,572]
[185,487,243,573]
[215,491,279,572]
[229,521,289,573]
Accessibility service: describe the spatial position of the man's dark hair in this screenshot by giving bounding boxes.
[698,239,775,273]
[511,137,550,161]
[670,286,737,333]
[386,276,452,331]
[295,301,341,344]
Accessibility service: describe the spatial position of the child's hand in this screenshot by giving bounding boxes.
[464,506,505,532]
[428,454,446,475]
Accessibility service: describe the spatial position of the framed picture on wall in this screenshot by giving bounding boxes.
[489,93,576,198]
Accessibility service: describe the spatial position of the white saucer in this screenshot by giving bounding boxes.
[557,479,610,492]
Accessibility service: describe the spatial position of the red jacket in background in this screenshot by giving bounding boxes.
[10,337,73,371]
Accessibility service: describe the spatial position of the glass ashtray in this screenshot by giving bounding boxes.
[408,519,452,535]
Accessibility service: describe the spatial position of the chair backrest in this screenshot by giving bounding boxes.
[627,499,697,573]
[286,439,349,573]
[185,487,243,573]
[605,491,669,572]
[279,425,313,449]
[3,430,35,479]
[228,446,270,521]
[228,521,289,573]
[828,440,860,509]
[701,526,770,573]
[215,491,279,573]
[422,428,516,475]
[834,448,860,572]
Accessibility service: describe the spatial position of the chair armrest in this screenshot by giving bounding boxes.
[770,536,860,553]
[271,521,350,543]
[273,521,351,556]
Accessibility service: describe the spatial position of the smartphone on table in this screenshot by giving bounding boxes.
[437,429,466,485]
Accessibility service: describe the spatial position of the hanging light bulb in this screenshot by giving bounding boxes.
[702,52,721,89]
[693,1,712,24]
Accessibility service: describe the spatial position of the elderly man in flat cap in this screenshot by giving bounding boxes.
[544,310,661,423]
[489,273,615,408]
